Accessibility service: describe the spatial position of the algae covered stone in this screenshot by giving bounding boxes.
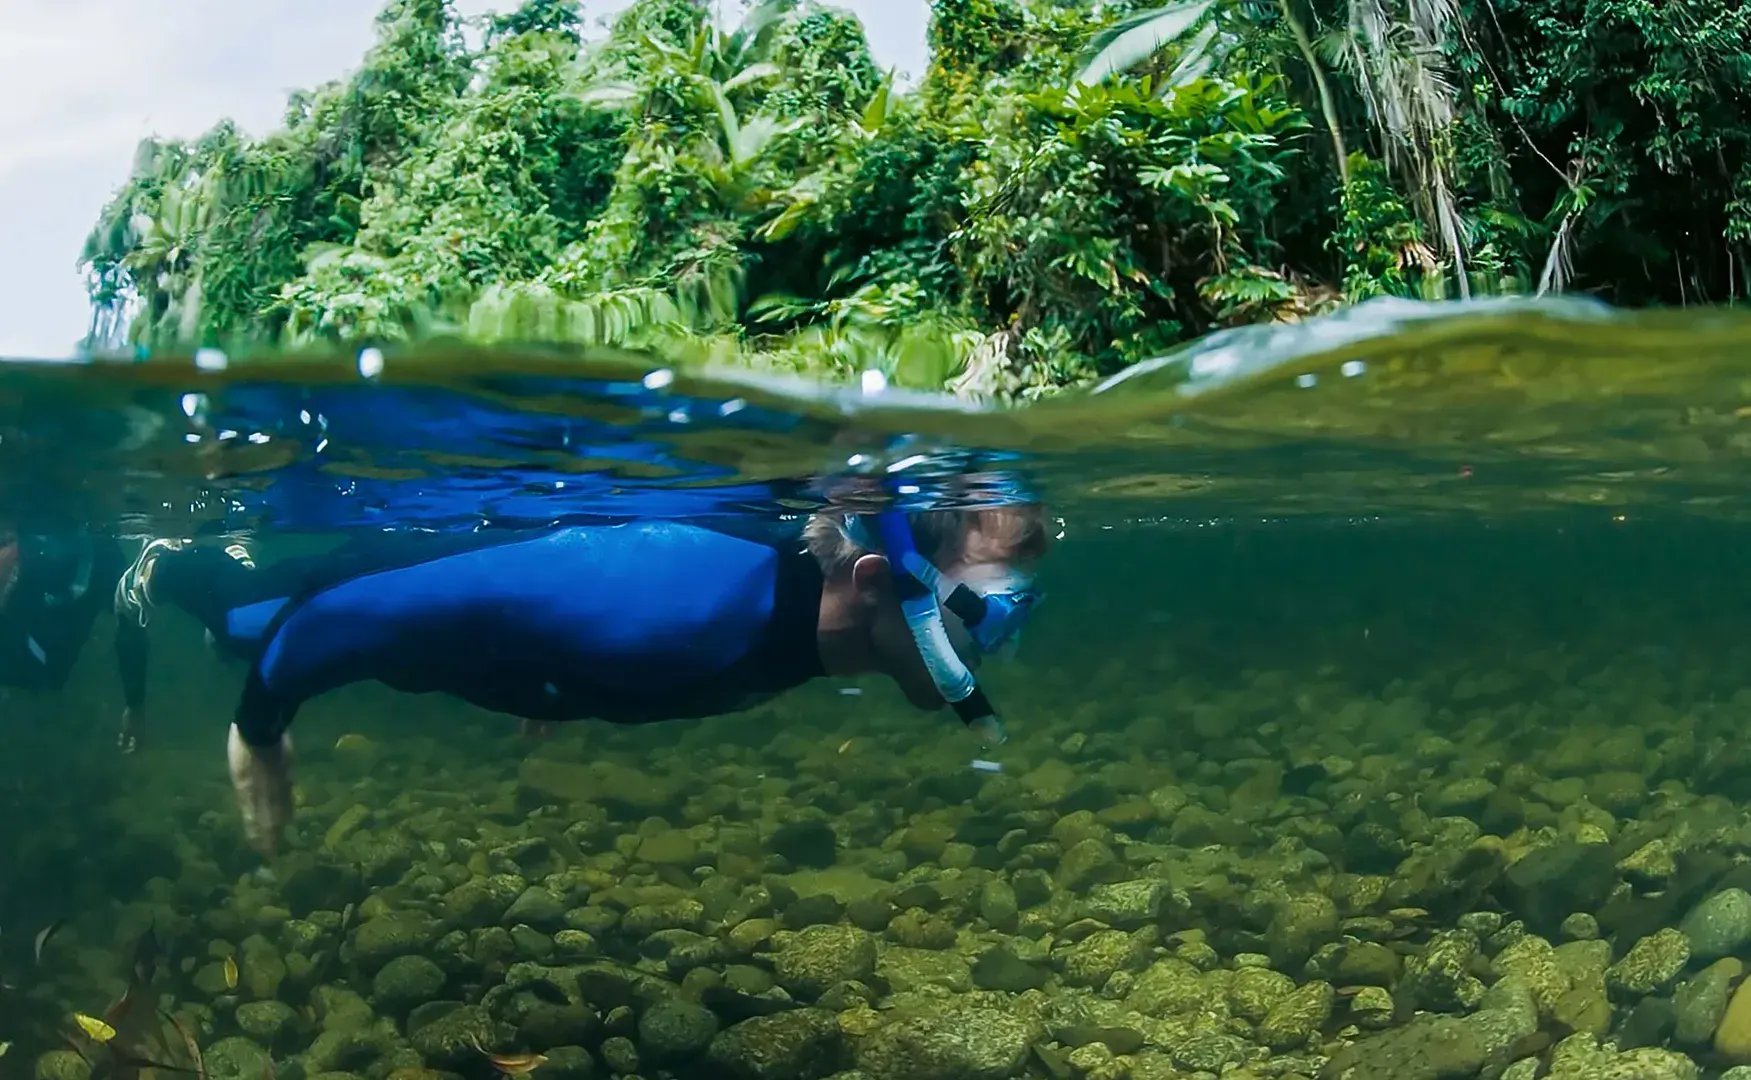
[1501,842,1617,934]
[1257,979,1334,1050]
[1401,929,1484,1012]
[768,820,838,869]
[373,954,447,1017]
[970,944,1047,992]
[444,874,525,929]
[33,1051,92,1080]
[774,925,877,999]
[1322,1014,1486,1080]
[854,1006,1029,1080]
[504,886,567,931]
[1268,893,1339,969]
[978,879,1019,931]
[635,830,699,868]
[410,1003,500,1071]
[1680,888,1751,961]
[1228,966,1296,1022]
[236,999,302,1050]
[351,912,440,972]
[206,1037,273,1080]
[1127,957,1206,1015]
[1607,928,1689,997]
[638,999,719,1064]
[1082,880,1173,929]
[1675,958,1741,1047]
[707,1008,840,1080]
[1061,928,1146,987]
[539,1046,597,1080]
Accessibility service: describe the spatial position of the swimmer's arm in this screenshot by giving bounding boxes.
[114,619,146,750]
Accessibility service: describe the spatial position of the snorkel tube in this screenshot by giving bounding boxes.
[870,510,1008,747]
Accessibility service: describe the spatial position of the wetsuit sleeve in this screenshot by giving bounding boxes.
[115,619,146,712]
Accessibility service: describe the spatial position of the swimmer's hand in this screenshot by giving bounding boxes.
[970,714,1008,748]
[227,723,294,858]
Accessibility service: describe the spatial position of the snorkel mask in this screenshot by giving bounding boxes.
[851,509,1042,747]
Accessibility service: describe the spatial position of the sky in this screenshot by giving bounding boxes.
[0,0,929,360]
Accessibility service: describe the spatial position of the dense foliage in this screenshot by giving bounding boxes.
[81,0,1751,396]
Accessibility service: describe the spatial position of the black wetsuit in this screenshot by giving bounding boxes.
[0,532,144,710]
[142,522,826,748]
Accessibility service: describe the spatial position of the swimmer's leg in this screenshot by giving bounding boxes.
[228,671,296,858]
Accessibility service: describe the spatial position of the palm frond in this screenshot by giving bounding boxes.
[1076,0,1221,86]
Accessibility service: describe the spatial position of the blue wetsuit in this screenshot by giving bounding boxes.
[150,522,825,747]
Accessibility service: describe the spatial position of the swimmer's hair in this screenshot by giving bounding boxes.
[804,503,1050,580]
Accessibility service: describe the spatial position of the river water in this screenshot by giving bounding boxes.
[3,295,1751,1079]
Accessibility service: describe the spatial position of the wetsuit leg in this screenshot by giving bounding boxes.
[234,668,297,749]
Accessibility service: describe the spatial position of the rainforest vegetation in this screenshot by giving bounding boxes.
[79,0,1751,396]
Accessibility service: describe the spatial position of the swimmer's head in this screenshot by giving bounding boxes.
[806,503,1049,717]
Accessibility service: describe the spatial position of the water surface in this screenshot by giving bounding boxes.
[5,296,1751,1080]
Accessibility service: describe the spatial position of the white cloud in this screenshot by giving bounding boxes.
[0,0,927,359]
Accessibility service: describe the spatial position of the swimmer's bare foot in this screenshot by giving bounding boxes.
[227,723,293,857]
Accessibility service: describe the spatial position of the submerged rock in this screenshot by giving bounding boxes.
[1269,893,1339,969]
[773,926,877,999]
[1716,977,1751,1062]
[444,874,525,929]
[538,1046,597,1080]
[1321,1014,1485,1080]
[971,944,1048,992]
[206,1038,273,1080]
[504,886,567,931]
[373,954,447,1017]
[768,820,839,869]
[351,912,440,972]
[1081,880,1173,929]
[638,999,719,1064]
[1606,929,1689,997]
[409,1004,499,1071]
[706,1008,841,1080]
[1401,930,1484,1012]
[1258,980,1335,1050]
[854,1006,1030,1080]
[33,1051,92,1080]
[235,1000,302,1051]
[1674,958,1740,1047]
[1679,888,1751,961]
[1500,842,1617,934]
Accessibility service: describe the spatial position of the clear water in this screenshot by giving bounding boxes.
[6,295,1751,1079]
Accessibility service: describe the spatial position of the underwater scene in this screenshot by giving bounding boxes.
[10,297,1751,1080]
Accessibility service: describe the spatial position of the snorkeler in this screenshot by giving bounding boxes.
[0,524,150,750]
[115,504,1047,856]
